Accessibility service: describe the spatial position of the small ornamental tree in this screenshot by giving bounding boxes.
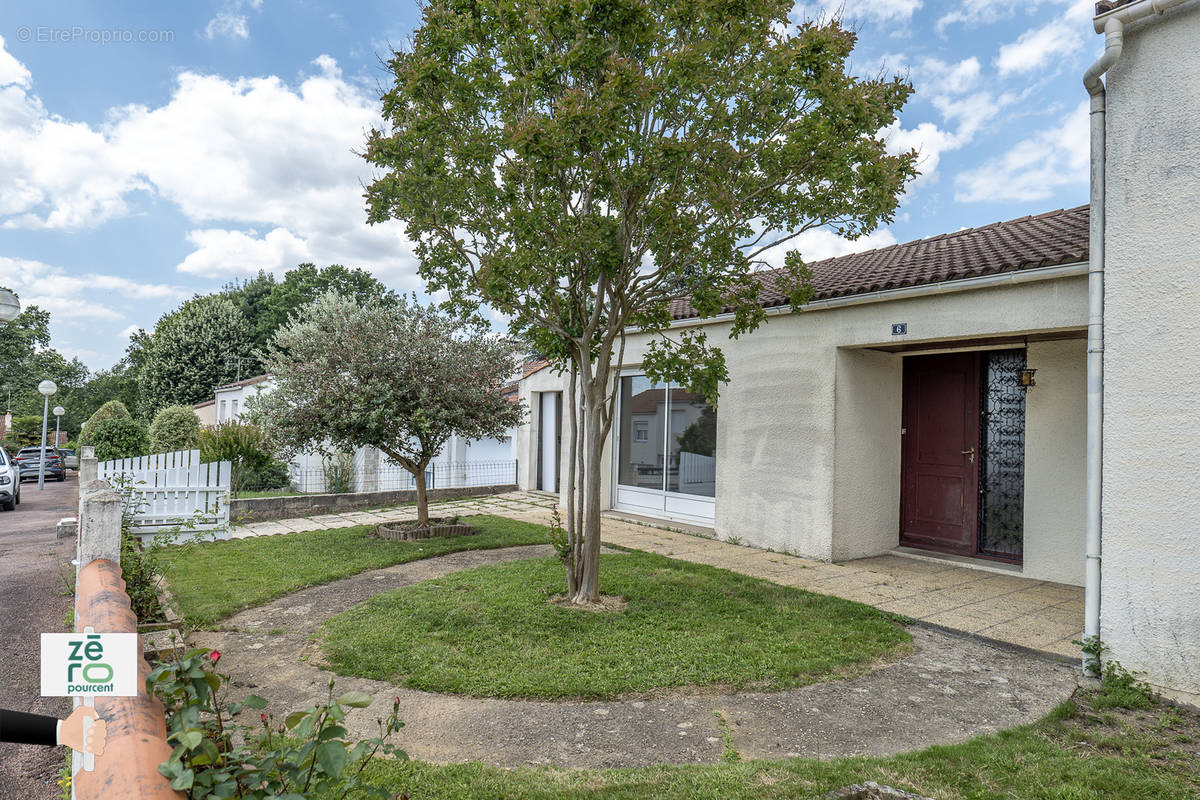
[364,0,917,602]
[148,405,203,454]
[249,293,524,524]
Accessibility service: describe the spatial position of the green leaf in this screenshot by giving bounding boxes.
[179,729,205,749]
[284,710,308,729]
[169,768,195,791]
[315,741,348,778]
[317,724,348,741]
[337,690,372,708]
[243,693,269,709]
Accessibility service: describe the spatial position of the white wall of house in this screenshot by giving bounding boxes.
[516,366,570,492]
[214,378,273,424]
[1100,2,1200,700]
[614,274,1089,582]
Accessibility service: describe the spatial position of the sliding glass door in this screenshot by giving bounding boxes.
[615,374,716,522]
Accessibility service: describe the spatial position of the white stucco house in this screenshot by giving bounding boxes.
[512,0,1200,701]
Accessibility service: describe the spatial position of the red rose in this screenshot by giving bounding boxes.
[209,649,221,663]
[261,713,268,723]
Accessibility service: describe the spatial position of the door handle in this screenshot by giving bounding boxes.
[961,447,975,464]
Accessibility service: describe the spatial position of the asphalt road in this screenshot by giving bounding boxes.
[0,471,78,800]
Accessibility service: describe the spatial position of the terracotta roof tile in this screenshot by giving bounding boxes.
[669,205,1089,321]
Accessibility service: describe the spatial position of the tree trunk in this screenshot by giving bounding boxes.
[570,379,606,604]
[414,464,429,526]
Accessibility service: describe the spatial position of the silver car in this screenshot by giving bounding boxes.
[58,447,79,470]
[0,447,20,511]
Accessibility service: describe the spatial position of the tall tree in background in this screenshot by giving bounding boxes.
[249,293,523,525]
[224,264,398,353]
[364,0,917,602]
[0,291,89,434]
[140,295,254,417]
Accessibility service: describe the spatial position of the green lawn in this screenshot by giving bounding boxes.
[156,515,551,627]
[318,551,910,699]
[352,695,1199,799]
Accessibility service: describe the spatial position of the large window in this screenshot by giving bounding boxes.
[617,376,716,498]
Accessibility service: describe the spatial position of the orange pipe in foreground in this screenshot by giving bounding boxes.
[74,559,184,800]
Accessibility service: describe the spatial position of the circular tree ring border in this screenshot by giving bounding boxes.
[373,518,480,541]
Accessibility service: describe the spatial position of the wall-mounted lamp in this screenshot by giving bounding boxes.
[1018,367,1037,390]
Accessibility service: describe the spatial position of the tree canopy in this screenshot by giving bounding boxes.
[139,295,255,417]
[363,0,917,601]
[223,263,398,353]
[249,293,523,523]
[0,291,90,435]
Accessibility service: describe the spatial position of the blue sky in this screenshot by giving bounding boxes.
[0,0,1101,370]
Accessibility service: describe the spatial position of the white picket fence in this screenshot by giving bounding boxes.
[98,449,231,540]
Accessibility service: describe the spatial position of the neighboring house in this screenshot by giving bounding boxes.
[192,399,216,428]
[214,374,274,424]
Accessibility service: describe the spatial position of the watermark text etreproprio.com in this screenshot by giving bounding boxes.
[15,25,175,44]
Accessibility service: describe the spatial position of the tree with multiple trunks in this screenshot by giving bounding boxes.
[363,0,917,603]
[247,293,523,525]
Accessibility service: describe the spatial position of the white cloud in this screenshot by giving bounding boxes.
[792,0,922,25]
[0,35,31,88]
[0,40,422,286]
[0,256,191,322]
[177,228,312,276]
[883,120,964,187]
[119,324,144,340]
[954,101,1089,203]
[761,227,899,269]
[937,0,1085,30]
[205,13,250,41]
[995,1,1094,76]
[204,0,262,41]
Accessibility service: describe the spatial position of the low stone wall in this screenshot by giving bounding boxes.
[229,483,518,522]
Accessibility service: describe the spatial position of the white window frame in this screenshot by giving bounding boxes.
[611,368,715,525]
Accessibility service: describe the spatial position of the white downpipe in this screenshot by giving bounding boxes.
[1080,0,1197,675]
[1082,17,1121,675]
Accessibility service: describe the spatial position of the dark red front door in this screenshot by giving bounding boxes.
[900,353,980,556]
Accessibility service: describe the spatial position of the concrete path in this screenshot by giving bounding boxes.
[191,546,1079,768]
[229,491,1085,660]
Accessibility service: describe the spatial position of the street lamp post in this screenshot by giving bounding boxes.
[37,380,57,490]
[53,405,65,448]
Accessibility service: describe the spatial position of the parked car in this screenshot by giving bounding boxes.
[15,447,66,482]
[0,447,19,510]
[58,447,79,470]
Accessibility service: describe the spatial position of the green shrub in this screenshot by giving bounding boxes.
[149,404,203,453]
[4,415,43,449]
[90,416,149,462]
[1095,660,1159,710]
[148,649,404,799]
[198,421,284,494]
[323,452,356,494]
[239,458,291,491]
[80,400,132,446]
